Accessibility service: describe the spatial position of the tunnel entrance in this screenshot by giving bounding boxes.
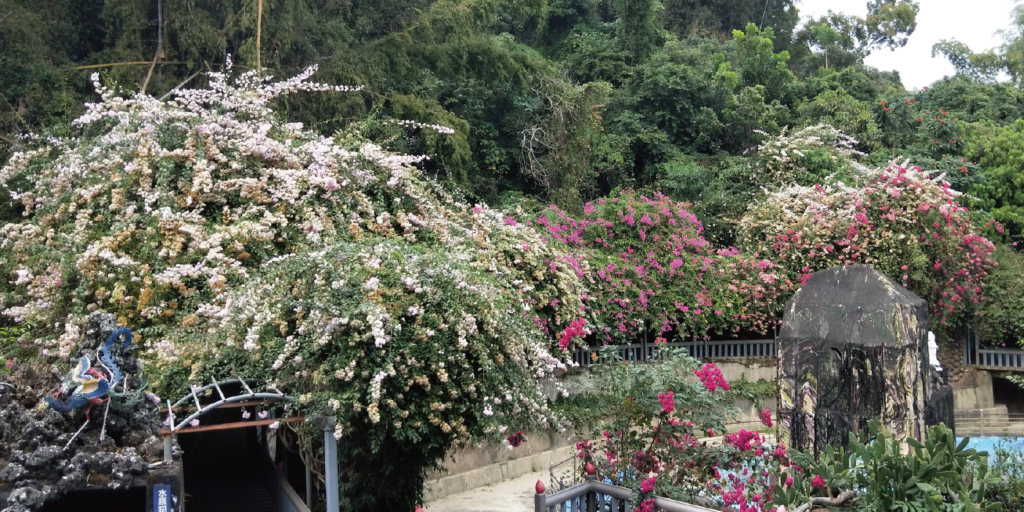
[37,488,146,512]
[992,375,1024,415]
[161,378,312,512]
[179,421,277,512]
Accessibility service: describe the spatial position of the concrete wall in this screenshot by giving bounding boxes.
[951,368,994,411]
[424,430,576,502]
[713,359,777,385]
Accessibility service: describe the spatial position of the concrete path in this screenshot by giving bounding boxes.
[424,469,545,512]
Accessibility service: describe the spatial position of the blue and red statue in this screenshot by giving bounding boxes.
[41,327,134,415]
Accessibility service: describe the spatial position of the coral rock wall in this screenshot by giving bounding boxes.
[0,313,172,512]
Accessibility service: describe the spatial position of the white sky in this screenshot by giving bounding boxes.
[796,0,1017,89]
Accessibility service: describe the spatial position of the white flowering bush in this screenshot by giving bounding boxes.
[747,124,863,186]
[0,64,588,510]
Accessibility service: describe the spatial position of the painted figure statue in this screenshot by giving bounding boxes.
[41,327,134,415]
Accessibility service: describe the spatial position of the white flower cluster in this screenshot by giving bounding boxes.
[0,63,589,456]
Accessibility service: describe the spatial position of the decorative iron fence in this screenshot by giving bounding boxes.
[571,338,776,368]
[534,477,719,512]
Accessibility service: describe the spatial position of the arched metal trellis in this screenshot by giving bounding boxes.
[167,377,294,431]
[160,377,340,512]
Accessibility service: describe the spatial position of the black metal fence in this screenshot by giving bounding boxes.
[534,477,718,512]
[571,338,776,368]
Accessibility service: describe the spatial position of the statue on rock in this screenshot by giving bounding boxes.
[777,264,953,454]
[41,327,134,414]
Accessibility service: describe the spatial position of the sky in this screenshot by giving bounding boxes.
[796,0,1017,89]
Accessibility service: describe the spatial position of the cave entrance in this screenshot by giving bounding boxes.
[160,378,338,512]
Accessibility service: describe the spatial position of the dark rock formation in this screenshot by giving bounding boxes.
[0,313,177,512]
[777,265,953,455]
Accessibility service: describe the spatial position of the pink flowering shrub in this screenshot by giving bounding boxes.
[572,348,790,510]
[536,190,792,342]
[739,163,997,327]
[695,362,730,393]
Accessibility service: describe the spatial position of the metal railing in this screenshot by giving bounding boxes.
[535,477,718,512]
[572,339,776,367]
[962,325,1024,371]
[954,410,1024,437]
[976,348,1024,370]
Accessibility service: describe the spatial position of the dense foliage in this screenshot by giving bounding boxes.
[775,423,1004,512]
[0,68,589,510]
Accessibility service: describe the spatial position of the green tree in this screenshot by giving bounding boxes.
[732,23,793,102]
[963,119,1024,240]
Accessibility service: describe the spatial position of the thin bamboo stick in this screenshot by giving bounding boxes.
[74,61,182,70]
[256,0,264,70]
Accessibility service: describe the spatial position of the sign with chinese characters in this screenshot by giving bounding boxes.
[153,484,173,512]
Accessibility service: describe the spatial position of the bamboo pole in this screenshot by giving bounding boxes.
[74,61,177,70]
[256,0,263,70]
[141,0,165,93]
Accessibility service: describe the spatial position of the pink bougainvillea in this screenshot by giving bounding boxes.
[695,362,729,392]
[740,164,997,327]
[658,391,675,413]
[537,191,791,342]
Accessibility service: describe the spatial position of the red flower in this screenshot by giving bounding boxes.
[812,475,826,488]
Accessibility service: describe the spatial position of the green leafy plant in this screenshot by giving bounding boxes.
[988,436,1024,510]
[774,422,1005,512]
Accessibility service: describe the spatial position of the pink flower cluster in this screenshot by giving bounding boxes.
[558,318,587,350]
[657,391,675,413]
[536,191,789,342]
[695,362,729,392]
[724,429,761,451]
[743,165,997,327]
[507,431,526,448]
[760,408,773,427]
[640,476,656,493]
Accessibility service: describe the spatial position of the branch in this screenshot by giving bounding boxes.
[159,70,204,101]
[792,490,856,512]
